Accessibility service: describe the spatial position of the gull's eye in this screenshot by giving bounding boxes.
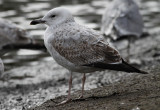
[51,15,56,18]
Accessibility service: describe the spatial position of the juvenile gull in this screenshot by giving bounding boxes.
[101,0,144,60]
[30,7,147,104]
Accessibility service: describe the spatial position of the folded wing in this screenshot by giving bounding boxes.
[52,25,121,66]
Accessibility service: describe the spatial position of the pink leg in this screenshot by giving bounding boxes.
[57,72,72,105]
[79,73,86,99]
[67,72,72,100]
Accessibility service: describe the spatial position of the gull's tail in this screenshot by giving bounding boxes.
[83,59,148,74]
[120,59,148,74]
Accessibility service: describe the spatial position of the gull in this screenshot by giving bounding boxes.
[0,18,31,76]
[0,18,45,56]
[0,18,46,75]
[30,7,148,104]
[0,18,31,54]
[101,0,144,60]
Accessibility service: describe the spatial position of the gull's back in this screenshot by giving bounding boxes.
[101,0,144,39]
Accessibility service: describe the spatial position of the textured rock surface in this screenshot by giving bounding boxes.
[28,65,160,110]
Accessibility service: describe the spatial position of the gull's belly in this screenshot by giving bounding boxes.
[47,43,72,69]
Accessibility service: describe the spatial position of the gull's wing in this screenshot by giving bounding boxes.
[52,24,121,66]
[49,23,148,74]
[101,0,143,37]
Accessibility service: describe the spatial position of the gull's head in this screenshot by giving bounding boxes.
[30,7,74,26]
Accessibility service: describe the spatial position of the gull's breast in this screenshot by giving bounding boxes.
[44,31,71,68]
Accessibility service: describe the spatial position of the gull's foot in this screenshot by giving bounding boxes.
[56,98,72,106]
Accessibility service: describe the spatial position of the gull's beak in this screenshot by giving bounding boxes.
[30,19,46,25]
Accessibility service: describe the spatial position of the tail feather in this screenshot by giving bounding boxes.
[83,59,148,74]
[121,59,148,74]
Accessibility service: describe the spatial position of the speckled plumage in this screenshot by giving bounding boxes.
[44,21,121,73]
[101,0,144,38]
[30,7,148,104]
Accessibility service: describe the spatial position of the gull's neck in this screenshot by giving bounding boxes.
[64,17,75,24]
[45,18,76,38]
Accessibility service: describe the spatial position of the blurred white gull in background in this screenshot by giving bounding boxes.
[0,18,31,56]
[0,18,31,75]
[0,18,47,75]
[101,0,144,60]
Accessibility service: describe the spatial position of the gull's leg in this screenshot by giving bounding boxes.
[57,72,72,105]
[67,72,72,101]
[79,73,86,99]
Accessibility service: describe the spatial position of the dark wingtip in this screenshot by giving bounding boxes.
[139,70,149,74]
[122,59,149,74]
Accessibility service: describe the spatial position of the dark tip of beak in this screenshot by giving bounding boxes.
[30,19,46,25]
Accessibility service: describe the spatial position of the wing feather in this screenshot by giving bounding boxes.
[52,24,121,66]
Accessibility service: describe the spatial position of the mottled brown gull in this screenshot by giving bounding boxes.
[0,18,31,54]
[30,7,147,105]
